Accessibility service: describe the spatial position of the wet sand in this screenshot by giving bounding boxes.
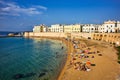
[58,38,120,80]
[58,38,74,80]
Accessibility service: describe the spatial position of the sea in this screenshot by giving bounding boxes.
[0,31,24,37]
[0,37,67,80]
[0,31,19,36]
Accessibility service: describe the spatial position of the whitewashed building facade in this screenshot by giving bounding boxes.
[50,24,64,32]
[33,24,47,32]
[103,20,116,33]
[115,21,120,33]
[82,24,99,33]
[98,20,120,33]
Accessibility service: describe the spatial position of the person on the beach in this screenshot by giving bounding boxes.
[86,60,91,68]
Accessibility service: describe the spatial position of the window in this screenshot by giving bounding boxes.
[106,30,108,33]
[110,30,112,33]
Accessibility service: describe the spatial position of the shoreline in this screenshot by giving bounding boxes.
[1,36,120,80]
[57,38,73,80]
[27,36,71,80]
[25,36,120,80]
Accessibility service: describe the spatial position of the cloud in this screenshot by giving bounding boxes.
[34,5,47,11]
[0,1,47,16]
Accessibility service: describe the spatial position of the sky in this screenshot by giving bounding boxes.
[0,0,120,31]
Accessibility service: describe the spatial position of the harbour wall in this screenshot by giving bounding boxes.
[24,32,120,46]
[24,32,67,38]
[92,33,120,45]
[24,32,91,38]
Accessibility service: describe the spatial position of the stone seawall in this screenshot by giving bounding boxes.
[24,32,92,39]
[92,33,120,45]
[71,33,92,39]
[24,32,120,46]
[24,32,67,38]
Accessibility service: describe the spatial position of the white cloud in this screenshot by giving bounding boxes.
[0,1,47,16]
[34,5,47,11]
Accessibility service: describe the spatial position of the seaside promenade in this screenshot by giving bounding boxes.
[24,32,120,80]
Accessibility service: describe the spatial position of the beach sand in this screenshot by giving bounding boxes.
[29,37,120,80]
[58,38,120,80]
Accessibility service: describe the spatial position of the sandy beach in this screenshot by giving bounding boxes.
[58,38,120,80]
[29,37,120,80]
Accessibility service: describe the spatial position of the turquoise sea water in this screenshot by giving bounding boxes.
[0,37,67,80]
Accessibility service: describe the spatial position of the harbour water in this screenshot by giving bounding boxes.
[0,37,67,80]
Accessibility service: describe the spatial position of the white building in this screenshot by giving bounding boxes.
[103,20,116,33]
[33,24,47,32]
[47,27,51,32]
[116,21,120,33]
[82,24,99,33]
[50,24,64,32]
[32,20,120,33]
[33,26,41,32]
[98,20,120,33]
[98,25,104,33]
